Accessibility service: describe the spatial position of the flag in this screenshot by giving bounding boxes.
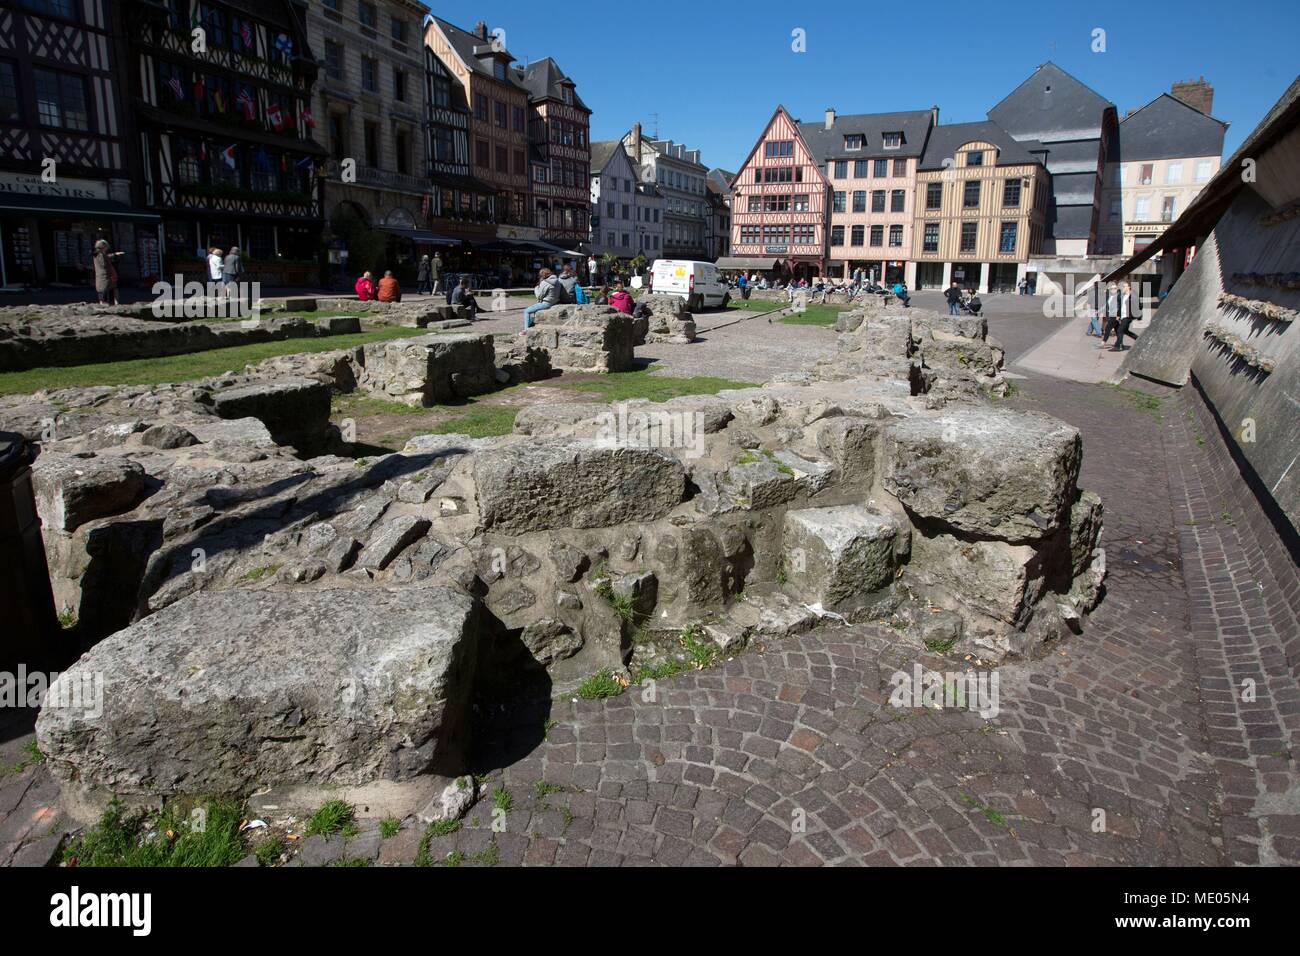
[167,74,184,100]
[190,1,200,32]
[300,106,315,129]
[265,101,283,132]
[211,87,226,113]
[194,76,205,102]
[221,144,237,169]
[199,141,207,161]
[236,87,256,120]
[280,154,288,172]
[254,147,272,171]
[294,156,314,170]
[240,22,253,49]
[274,33,293,57]
[422,193,431,219]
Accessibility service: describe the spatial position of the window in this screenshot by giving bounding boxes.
[963,180,981,208]
[873,158,887,177]
[893,158,906,176]
[762,225,788,244]
[174,136,203,185]
[926,181,942,210]
[361,57,377,93]
[922,222,939,253]
[834,160,847,179]
[364,121,379,167]
[832,191,845,213]
[199,3,227,47]
[494,100,506,128]
[475,139,489,168]
[474,93,488,121]
[890,189,905,213]
[871,190,885,213]
[850,225,864,246]
[999,221,1017,253]
[1161,196,1176,221]
[747,195,761,213]
[513,106,526,133]
[850,159,866,178]
[328,113,348,161]
[391,17,406,42]
[1109,198,1121,221]
[966,150,984,167]
[1195,160,1212,182]
[21,0,77,17]
[358,2,377,28]
[394,131,410,174]
[495,145,508,173]
[431,75,451,109]
[882,132,902,149]
[852,190,866,213]
[793,194,810,211]
[1002,179,1021,207]
[763,194,790,212]
[324,41,344,80]
[960,222,977,252]
[1166,162,1182,184]
[830,225,845,246]
[888,224,902,247]
[515,150,526,176]
[33,68,88,131]
[432,126,454,163]
[763,140,793,158]
[740,225,760,245]
[1135,196,1149,221]
[1138,163,1153,185]
[793,224,816,244]
[869,225,883,247]
[230,16,257,57]
[844,134,863,150]
[0,61,18,122]
[562,86,573,106]
[392,69,407,102]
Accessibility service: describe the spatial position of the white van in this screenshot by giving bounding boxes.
[649,260,730,310]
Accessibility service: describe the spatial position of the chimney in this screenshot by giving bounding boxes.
[473,20,488,40]
[824,107,835,130]
[1171,76,1213,115]
[632,121,642,161]
[930,104,939,127]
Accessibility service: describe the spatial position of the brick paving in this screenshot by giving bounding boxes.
[1,300,1295,867]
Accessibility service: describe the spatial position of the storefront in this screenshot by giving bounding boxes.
[0,174,159,291]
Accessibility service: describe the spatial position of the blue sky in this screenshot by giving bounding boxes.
[463,0,1299,171]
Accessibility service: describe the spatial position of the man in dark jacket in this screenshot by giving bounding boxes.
[450,277,479,316]
[1110,281,1140,352]
[945,281,962,315]
[416,255,432,295]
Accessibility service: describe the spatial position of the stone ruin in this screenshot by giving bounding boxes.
[10,296,1105,819]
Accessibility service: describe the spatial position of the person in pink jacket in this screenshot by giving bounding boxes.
[355,271,376,301]
[608,281,633,314]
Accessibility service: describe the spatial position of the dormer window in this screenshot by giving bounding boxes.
[493,60,506,81]
[967,150,984,167]
[562,86,573,105]
[844,134,863,150]
[882,132,902,149]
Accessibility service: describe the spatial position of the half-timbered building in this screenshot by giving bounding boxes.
[725,106,827,278]
[423,40,495,247]
[128,0,325,285]
[513,57,590,250]
[0,0,156,289]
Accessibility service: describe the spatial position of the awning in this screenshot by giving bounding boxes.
[715,257,780,270]
[378,226,460,245]
[429,171,497,194]
[0,193,160,222]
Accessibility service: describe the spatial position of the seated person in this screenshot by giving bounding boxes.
[355,271,376,301]
[449,276,479,316]
[966,293,982,316]
[377,270,401,302]
[608,281,634,314]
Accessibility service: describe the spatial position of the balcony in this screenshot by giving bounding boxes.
[325,159,428,194]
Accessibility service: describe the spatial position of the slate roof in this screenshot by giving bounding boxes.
[796,110,934,162]
[428,16,520,85]
[988,62,1114,142]
[1118,93,1227,162]
[589,140,630,173]
[512,57,590,111]
[918,121,1044,171]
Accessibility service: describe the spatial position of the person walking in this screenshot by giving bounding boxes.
[945,281,962,316]
[222,246,243,300]
[1100,282,1120,346]
[1111,281,1140,351]
[207,246,224,293]
[91,239,122,305]
[430,253,443,294]
[416,255,432,295]
[377,270,401,302]
[523,268,562,331]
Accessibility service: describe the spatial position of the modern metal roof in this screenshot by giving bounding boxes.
[1117,93,1228,162]
[988,62,1114,143]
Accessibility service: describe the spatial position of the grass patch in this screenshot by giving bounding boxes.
[534,781,566,801]
[778,304,847,327]
[243,564,279,582]
[1109,384,1163,419]
[255,837,285,867]
[924,637,957,654]
[538,363,753,404]
[426,399,520,439]
[63,798,244,867]
[330,856,373,867]
[414,818,461,866]
[473,841,500,866]
[492,786,513,814]
[379,817,402,839]
[441,850,466,866]
[1,740,45,779]
[576,669,624,699]
[680,623,718,669]
[961,793,1017,827]
[303,799,358,838]
[332,392,428,418]
[0,325,425,396]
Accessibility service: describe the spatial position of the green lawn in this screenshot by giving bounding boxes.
[0,325,426,396]
[777,304,848,327]
[535,364,755,403]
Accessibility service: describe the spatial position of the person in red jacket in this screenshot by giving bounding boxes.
[377,270,401,302]
[608,281,633,314]
[355,271,376,301]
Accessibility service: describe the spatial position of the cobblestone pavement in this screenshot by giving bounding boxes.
[2,297,1295,867]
